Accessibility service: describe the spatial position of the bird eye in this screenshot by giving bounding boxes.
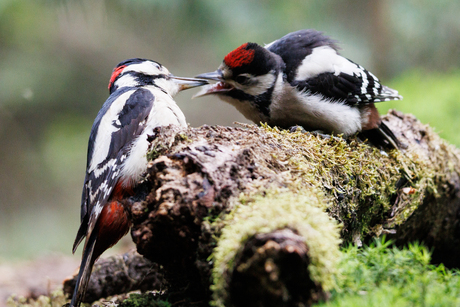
[235,75,250,85]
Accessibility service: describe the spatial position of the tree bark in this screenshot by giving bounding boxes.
[64,110,460,306]
[63,250,165,304]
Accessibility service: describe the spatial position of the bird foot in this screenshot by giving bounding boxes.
[289,126,343,142]
[289,125,308,133]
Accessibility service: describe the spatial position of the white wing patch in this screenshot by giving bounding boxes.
[89,90,135,173]
[294,46,361,81]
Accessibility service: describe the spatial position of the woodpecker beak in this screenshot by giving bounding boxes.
[172,76,209,91]
[193,70,234,98]
[195,70,223,82]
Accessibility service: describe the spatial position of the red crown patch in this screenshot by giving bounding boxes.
[108,65,127,89]
[224,43,255,68]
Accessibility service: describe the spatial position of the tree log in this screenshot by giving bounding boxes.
[63,250,164,304]
[64,110,460,306]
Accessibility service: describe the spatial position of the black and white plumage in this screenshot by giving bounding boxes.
[70,58,207,307]
[195,29,402,148]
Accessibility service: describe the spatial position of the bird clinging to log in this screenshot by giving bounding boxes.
[70,58,207,307]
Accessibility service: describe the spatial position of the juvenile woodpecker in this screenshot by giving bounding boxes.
[195,29,402,148]
[70,58,207,307]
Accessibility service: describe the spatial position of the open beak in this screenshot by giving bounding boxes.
[172,76,209,91]
[193,70,234,98]
[195,70,224,82]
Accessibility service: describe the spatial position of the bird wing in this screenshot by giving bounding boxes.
[73,87,154,252]
[266,29,402,105]
[265,29,339,83]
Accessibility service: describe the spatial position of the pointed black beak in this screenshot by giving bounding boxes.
[171,76,209,91]
[193,69,233,98]
[195,70,223,82]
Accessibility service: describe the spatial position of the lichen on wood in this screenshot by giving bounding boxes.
[211,190,340,306]
[128,110,460,306]
[63,110,460,306]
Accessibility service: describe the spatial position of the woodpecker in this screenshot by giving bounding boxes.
[70,58,207,307]
[195,29,402,148]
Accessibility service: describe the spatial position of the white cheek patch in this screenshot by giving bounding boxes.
[237,73,276,96]
[153,78,180,97]
[114,75,137,89]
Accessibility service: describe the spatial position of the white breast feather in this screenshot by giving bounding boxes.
[270,82,362,136]
[120,89,187,186]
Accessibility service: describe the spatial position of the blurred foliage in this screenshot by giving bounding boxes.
[0,0,459,261]
[317,238,460,307]
[7,288,66,307]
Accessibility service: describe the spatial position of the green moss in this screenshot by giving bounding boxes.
[146,127,194,162]
[258,123,444,242]
[211,189,341,307]
[148,117,457,243]
[119,292,170,307]
[316,238,460,307]
[146,142,168,162]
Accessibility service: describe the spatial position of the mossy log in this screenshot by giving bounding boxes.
[64,110,460,306]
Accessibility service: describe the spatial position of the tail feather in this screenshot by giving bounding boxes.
[360,121,400,150]
[72,215,89,254]
[70,233,97,307]
[378,121,400,149]
[375,85,403,102]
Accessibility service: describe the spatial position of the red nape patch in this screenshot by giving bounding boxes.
[108,65,127,89]
[224,43,255,68]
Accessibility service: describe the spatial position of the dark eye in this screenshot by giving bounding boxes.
[235,75,250,85]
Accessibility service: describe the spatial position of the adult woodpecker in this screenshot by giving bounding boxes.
[70,58,207,307]
[195,29,402,148]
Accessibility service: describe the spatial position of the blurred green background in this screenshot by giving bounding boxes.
[1,0,459,260]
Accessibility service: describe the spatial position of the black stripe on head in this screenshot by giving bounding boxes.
[120,71,169,88]
[109,59,163,93]
[116,58,159,68]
